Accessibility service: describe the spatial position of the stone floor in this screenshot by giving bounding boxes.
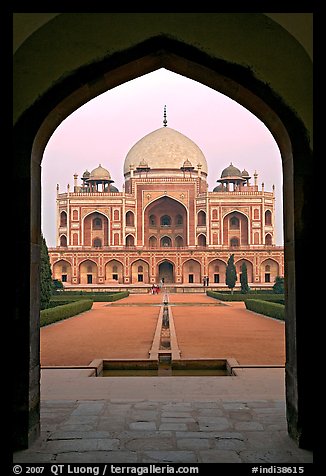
[13,369,313,464]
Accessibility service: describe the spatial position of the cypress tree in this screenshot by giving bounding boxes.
[273,276,284,294]
[226,253,237,294]
[240,261,250,293]
[40,234,53,310]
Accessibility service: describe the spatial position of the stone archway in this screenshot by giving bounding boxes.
[158,261,174,284]
[52,259,72,284]
[13,14,312,449]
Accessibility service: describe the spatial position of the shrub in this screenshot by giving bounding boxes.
[245,299,285,321]
[207,290,244,301]
[52,279,64,293]
[273,276,285,294]
[40,299,93,327]
[207,290,284,303]
[90,291,129,302]
[50,291,129,303]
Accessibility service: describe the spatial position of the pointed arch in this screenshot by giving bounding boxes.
[82,211,110,246]
[260,258,280,283]
[130,259,150,283]
[105,259,124,283]
[13,14,312,447]
[52,259,72,283]
[79,259,98,284]
[182,258,202,284]
[223,210,249,246]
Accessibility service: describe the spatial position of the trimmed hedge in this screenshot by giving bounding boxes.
[40,299,93,327]
[50,291,129,303]
[91,291,129,302]
[245,299,285,321]
[46,300,74,308]
[207,290,284,303]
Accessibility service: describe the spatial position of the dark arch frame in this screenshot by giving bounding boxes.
[13,31,312,450]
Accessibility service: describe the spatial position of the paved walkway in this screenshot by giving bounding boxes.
[13,293,312,463]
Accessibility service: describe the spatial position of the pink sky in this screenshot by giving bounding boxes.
[41,68,283,247]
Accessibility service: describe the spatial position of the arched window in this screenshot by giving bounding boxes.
[175,236,184,247]
[93,238,102,247]
[161,215,171,226]
[60,211,67,227]
[149,215,156,226]
[126,211,134,226]
[149,236,157,248]
[72,209,78,220]
[93,217,102,229]
[176,214,183,225]
[138,265,143,273]
[72,233,78,245]
[230,237,239,247]
[198,211,206,226]
[60,235,67,247]
[161,236,172,247]
[230,216,240,229]
[198,234,206,247]
[254,209,260,219]
[265,234,272,245]
[265,210,272,225]
[212,209,218,220]
[126,235,134,247]
[113,209,120,221]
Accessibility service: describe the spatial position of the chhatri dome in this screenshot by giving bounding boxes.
[123,107,208,177]
[89,164,112,181]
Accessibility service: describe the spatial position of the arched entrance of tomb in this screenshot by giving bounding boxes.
[83,211,109,247]
[144,196,188,248]
[13,14,312,449]
[52,259,72,284]
[236,258,254,284]
[158,260,174,284]
[183,259,202,284]
[222,211,249,247]
[208,258,227,284]
[261,258,280,284]
[131,259,149,284]
[105,259,123,284]
[79,259,98,284]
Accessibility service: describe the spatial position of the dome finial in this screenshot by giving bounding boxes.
[163,105,167,127]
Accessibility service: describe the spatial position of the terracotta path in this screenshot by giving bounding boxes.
[40,293,285,366]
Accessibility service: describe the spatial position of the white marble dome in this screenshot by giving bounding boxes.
[123,127,208,176]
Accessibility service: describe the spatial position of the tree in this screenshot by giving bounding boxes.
[273,276,284,294]
[226,253,237,294]
[40,234,53,310]
[52,278,64,292]
[240,261,250,294]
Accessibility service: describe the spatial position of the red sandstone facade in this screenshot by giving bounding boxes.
[49,125,284,287]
